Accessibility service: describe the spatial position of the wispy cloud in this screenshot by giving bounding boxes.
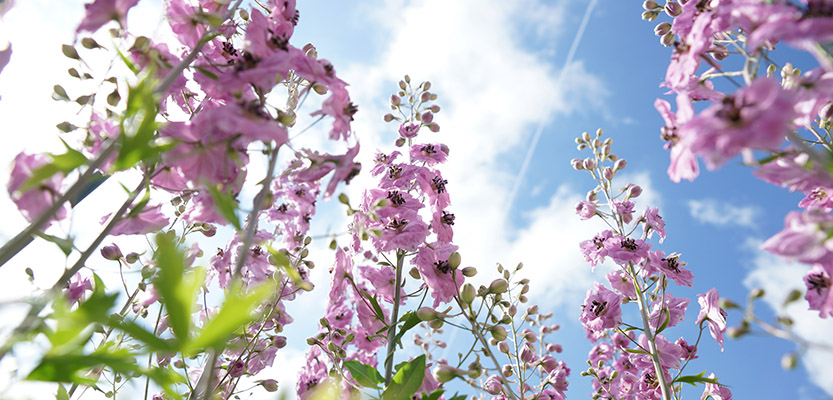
[688,199,760,228]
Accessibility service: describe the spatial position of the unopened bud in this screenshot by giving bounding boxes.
[661,32,675,47]
[434,365,460,383]
[614,159,627,171]
[260,379,278,392]
[489,279,509,294]
[665,1,682,17]
[654,22,671,36]
[417,307,437,321]
[390,94,401,106]
[490,325,508,341]
[409,267,421,280]
[642,0,659,9]
[603,167,614,180]
[384,113,395,122]
[628,185,642,198]
[583,158,596,170]
[461,267,477,277]
[461,283,476,304]
[571,158,583,170]
[498,341,510,353]
[101,244,123,261]
[750,288,766,299]
[449,252,461,269]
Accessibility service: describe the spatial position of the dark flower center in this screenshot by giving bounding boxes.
[807,272,831,294]
[421,144,436,155]
[663,257,681,273]
[435,260,451,274]
[431,176,448,193]
[441,211,455,225]
[387,218,408,231]
[593,236,606,249]
[621,238,638,251]
[277,203,289,213]
[589,300,608,316]
[388,165,402,180]
[344,102,358,120]
[387,190,405,206]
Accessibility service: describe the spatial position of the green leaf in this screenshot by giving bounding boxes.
[265,245,312,290]
[56,384,69,400]
[424,389,444,400]
[382,355,425,400]
[448,394,467,400]
[46,275,117,353]
[186,282,273,353]
[655,307,670,334]
[343,360,383,389]
[35,232,74,256]
[20,146,88,191]
[27,344,138,384]
[111,319,176,353]
[622,348,649,355]
[673,371,720,386]
[126,186,151,218]
[392,312,421,348]
[206,184,241,230]
[153,233,204,343]
[115,45,139,75]
[115,77,164,171]
[195,66,218,80]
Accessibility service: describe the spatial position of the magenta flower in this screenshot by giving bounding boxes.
[676,337,698,361]
[398,123,419,139]
[409,143,448,165]
[432,210,455,243]
[632,334,682,370]
[579,230,614,269]
[656,96,699,183]
[604,235,651,266]
[76,0,140,33]
[762,210,833,265]
[645,250,694,287]
[412,242,464,307]
[65,273,92,305]
[579,282,623,341]
[696,288,728,351]
[649,293,690,330]
[804,264,833,318]
[700,373,732,400]
[612,200,635,223]
[754,151,833,194]
[606,269,636,298]
[588,342,614,365]
[105,204,169,236]
[545,361,570,398]
[640,207,666,243]
[682,78,796,170]
[7,152,69,227]
[575,201,596,220]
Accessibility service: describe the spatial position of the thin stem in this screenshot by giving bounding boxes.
[628,263,672,400]
[383,251,404,384]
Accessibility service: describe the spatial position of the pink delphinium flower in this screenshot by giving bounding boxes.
[483,374,503,395]
[579,282,623,341]
[645,250,694,288]
[358,265,404,304]
[612,200,635,223]
[65,273,92,305]
[8,152,69,226]
[607,269,636,298]
[409,143,448,165]
[412,243,464,307]
[398,123,419,139]
[696,288,728,351]
[641,206,666,243]
[682,78,796,170]
[546,361,570,399]
[105,203,169,236]
[804,264,833,318]
[656,96,699,183]
[632,334,682,370]
[588,342,614,365]
[700,373,732,400]
[575,201,596,220]
[432,210,455,244]
[76,0,140,33]
[761,209,833,265]
[649,293,690,330]
[579,230,614,269]
[604,235,651,266]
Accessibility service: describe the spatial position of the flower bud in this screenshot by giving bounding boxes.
[429,319,444,329]
[490,325,508,341]
[125,252,140,264]
[428,123,440,132]
[422,111,434,124]
[571,158,583,170]
[259,379,278,392]
[489,279,509,294]
[461,283,476,304]
[498,341,510,353]
[661,32,675,47]
[643,0,659,9]
[781,353,798,370]
[383,113,395,122]
[238,8,249,20]
[665,1,682,17]
[101,244,123,261]
[583,158,596,170]
[603,167,614,180]
[409,267,421,279]
[750,288,766,299]
[614,159,627,171]
[502,364,513,377]
[627,185,642,198]
[448,252,461,269]
[654,21,671,36]
[202,224,217,237]
[417,307,437,321]
[461,267,477,277]
[390,94,401,106]
[273,336,287,349]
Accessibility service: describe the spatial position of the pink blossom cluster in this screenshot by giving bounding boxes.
[573,129,729,400]
[646,0,833,319]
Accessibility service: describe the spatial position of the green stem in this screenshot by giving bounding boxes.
[383,251,404,384]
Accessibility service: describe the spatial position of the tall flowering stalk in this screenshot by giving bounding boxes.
[642,0,833,326]
[297,78,569,400]
[1,0,361,398]
[573,129,730,400]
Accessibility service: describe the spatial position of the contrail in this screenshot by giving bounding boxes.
[503,0,598,220]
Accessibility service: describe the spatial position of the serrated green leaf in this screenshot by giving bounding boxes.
[153,233,204,343]
[206,184,241,230]
[382,355,425,400]
[35,232,73,256]
[343,360,383,388]
[27,343,137,384]
[673,372,720,386]
[185,282,272,353]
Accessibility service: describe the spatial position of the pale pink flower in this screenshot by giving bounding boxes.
[804,264,833,318]
[65,273,92,305]
[105,203,168,236]
[575,201,596,220]
[649,293,690,330]
[579,282,623,341]
[76,0,140,33]
[699,373,732,400]
[8,152,69,226]
[762,209,833,265]
[412,242,463,307]
[696,288,728,351]
[409,143,448,165]
[641,207,666,243]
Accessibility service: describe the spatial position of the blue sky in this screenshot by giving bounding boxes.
[0,0,832,399]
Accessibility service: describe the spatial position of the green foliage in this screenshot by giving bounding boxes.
[343,360,384,389]
[673,371,721,386]
[20,140,88,191]
[382,355,425,400]
[206,184,241,230]
[185,281,273,353]
[153,233,205,343]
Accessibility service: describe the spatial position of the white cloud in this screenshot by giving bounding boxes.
[744,246,833,396]
[688,198,760,228]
